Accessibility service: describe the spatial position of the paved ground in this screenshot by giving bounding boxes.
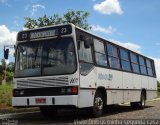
[0,100,160,125]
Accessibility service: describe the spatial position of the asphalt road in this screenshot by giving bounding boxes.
[0,100,160,125]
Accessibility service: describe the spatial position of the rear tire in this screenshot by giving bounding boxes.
[92,91,104,117]
[130,91,146,109]
[40,106,57,118]
[139,91,146,109]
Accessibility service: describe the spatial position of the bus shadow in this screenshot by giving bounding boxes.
[11,105,154,124]
[103,105,153,116]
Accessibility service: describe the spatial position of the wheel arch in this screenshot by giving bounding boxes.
[96,87,107,105]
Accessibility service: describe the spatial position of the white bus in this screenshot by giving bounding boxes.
[11,23,157,117]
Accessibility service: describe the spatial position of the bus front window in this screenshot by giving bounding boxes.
[15,37,77,78]
[15,42,41,77]
[42,38,76,76]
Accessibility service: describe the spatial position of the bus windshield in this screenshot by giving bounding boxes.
[15,37,77,78]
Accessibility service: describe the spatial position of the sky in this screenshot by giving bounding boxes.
[0,0,159,80]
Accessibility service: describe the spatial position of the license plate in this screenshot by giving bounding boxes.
[35,98,46,104]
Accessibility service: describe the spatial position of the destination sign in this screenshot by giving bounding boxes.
[17,25,72,41]
[30,30,56,39]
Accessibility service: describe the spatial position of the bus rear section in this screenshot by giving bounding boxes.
[75,26,157,117]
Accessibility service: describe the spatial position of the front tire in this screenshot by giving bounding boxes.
[40,106,57,118]
[92,91,104,117]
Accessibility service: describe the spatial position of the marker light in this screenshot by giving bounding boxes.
[71,87,78,94]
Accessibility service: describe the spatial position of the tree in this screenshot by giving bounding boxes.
[0,59,14,83]
[1,59,6,71]
[24,10,91,30]
[7,62,15,72]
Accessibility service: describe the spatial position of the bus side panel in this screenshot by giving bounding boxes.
[141,75,148,89]
[109,70,123,89]
[108,70,123,104]
[131,90,141,102]
[123,72,133,102]
[133,74,141,89]
[147,90,157,100]
[148,77,157,90]
[147,77,157,100]
[96,68,110,87]
[107,90,123,104]
[78,89,95,108]
[132,74,142,102]
[122,72,133,89]
[78,69,97,108]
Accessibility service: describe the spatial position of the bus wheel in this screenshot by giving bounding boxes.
[130,92,146,109]
[139,92,146,109]
[92,91,104,117]
[40,106,57,118]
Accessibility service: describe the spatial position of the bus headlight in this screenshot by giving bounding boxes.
[61,88,65,94]
[19,90,24,95]
[13,90,24,97]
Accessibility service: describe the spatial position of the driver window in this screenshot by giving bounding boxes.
[78,41,93,63]
[77,37,94,75]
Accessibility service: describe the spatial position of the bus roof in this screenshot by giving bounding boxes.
[16,23,154,62]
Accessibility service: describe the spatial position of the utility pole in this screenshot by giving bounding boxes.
[2,59,6,85]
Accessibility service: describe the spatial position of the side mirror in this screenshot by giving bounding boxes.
[4,48,9,59]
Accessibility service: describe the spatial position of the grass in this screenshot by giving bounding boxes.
[0,84,39,114]
[157,85,160,97]
[158,91,160,98]
[0,84,13,107]
[0,107,39,115]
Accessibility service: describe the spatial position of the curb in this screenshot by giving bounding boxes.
[0,111,40,119]
[149,98,160,101]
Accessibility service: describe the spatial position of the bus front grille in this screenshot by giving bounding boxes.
[17,77,69,88]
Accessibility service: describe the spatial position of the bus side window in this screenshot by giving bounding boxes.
[130,53,140,73]
[78,37,94,75]
[139,56,147,75]
[146,59,153,76]
[94,39,107,67]
[107,44,120,69]
[78,41,93,63]
[120,49,131,71]
[151,60,156,77]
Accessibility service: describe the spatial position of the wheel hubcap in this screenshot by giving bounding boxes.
[142,96,145,106]
[95,97,103,110]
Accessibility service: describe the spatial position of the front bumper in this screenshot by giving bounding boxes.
[12,95,78,107]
